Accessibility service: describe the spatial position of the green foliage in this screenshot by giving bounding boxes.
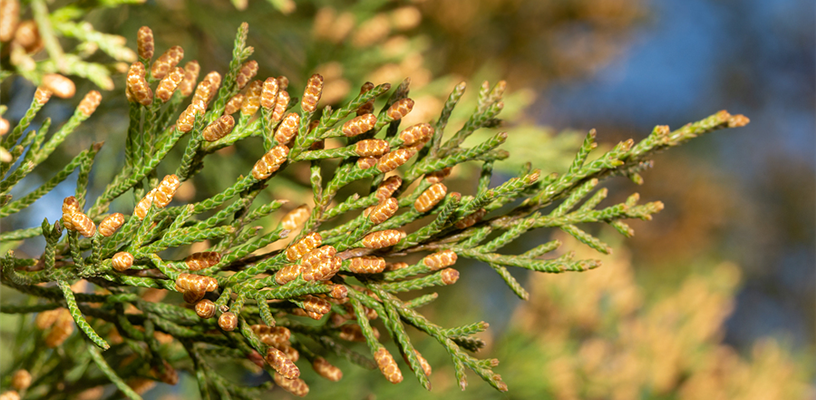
[2,0,138,91]
[0,16,751,400]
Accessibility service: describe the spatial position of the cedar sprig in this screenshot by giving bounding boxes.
[0,21,749,399]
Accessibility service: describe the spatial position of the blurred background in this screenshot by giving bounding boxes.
[1,0,813,398]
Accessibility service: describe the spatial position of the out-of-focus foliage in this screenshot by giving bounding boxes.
[302,235,814,400]
[416,0,647,88]
[535,0,815,353]
[0,0,139,91]
[516,236,812,400]
[187,0,645,88]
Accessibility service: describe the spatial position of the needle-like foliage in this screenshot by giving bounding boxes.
[0,22,749,399]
